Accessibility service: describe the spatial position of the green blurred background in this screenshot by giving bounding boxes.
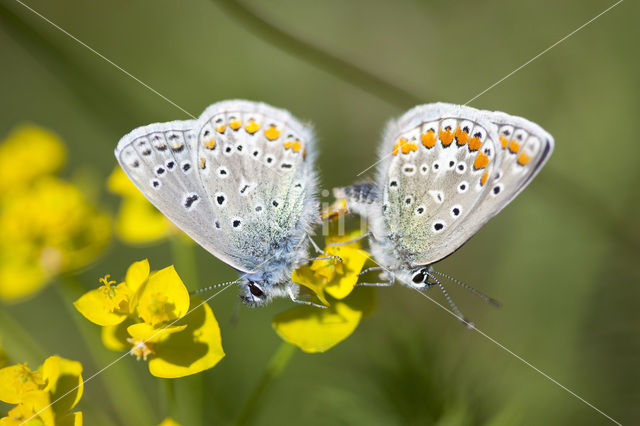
[1,0,639,424]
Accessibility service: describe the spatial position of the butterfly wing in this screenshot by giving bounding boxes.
[194,100,318,272]
[469,109,554,223]
[375,104,500,266]
[373,103,553,267]
[115,119,251,271]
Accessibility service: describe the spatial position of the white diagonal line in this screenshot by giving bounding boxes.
[12,0,197,119]
[22,230,314,425]
[361,256,622,425]
[356,0,623,177]
[21,281,236,425]
[464,0,623,105]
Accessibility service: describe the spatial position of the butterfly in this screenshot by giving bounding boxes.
[333,103,554,321]
[115,100,320,306]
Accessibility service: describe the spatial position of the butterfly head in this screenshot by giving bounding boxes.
[239,280,269,307]
[405,265,434,289]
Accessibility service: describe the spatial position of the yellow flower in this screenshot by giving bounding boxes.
[74,260,225,378]
[0,124,111,302]
[274,230,375,353]
[292,230,369,304]
[107,167,187,244]
[320,197,348,221]
[0,356,83,426]
[0,176,111,302]
[0,125,66,198]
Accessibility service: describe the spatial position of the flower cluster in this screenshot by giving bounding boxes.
[74,259,224,378]
[273,231,376,353]
[0,356,84,426]
[0,125,111,302]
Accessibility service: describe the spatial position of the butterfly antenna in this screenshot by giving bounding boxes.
[431,270,501,307]
[189,279,237,296]
[426,272,474,329]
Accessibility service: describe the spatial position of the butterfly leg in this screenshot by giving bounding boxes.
[304,255,343,262]
[358,266,385,276]
[307,234,324,254]
[326,232,371,247]
[288,287,328,309]
[357,273,395,287]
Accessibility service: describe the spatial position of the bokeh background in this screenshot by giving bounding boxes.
[1,0,639,424]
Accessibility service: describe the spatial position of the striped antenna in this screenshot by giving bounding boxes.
[431,270,501,307]
[189,279,238,296]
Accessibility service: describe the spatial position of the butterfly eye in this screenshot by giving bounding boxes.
[248,282,265,298]
[412,269,427,284]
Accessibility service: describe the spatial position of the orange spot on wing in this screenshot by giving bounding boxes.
[439,128,454,146]
[500,135,509,148]
[508,140,521,153]
[399,138,416,154]
[393,143,399,156]
[199,157,206,169]
[421,130,436,148]
[245,120,260,134]
[480,171,488,186]
[517,152,532,165]
[455,127,469,146]
[229,119,242,130]
[473,152,490,170]
[468,136,482,151]
[264,125,281,141]
[216,124,226,133]
[204,139,216,150]
[284,141,293,149]
[292,141,302,152]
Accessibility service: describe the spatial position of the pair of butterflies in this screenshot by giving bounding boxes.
[116,100,553,311]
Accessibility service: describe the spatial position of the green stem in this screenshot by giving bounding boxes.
[235,342,297,426]
[168,236,204,425]
[170,236,199,290]
[212,0,638,253]
[163,378,177,420]
[57,276,156,426]
[210,0,422,110]
[0,308,46,367]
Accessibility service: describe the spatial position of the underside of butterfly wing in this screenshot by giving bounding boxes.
[374,103,500,267]
[115,119,251,271]
[194,100,319,274]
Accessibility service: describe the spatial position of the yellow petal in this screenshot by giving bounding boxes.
[101,319,134,351]
[148,298,225,378]
[272,301,363,353]
[136,266,190,327]
[321,198,349,221]
[127,323,187,343]
[115,198,172,244]
[323,247,369,300]
[325,228,364,247]
[106,167,144,199]
[291,266,330,306]
[55,412,82,426]
[158,417,181,426]
[0,125,66,196]
[0,248,48,302]
[0,364,40,404]
[125,259,150,294]
[73,288,127,326]
[40,356,83,413]
[6,390,54,426]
